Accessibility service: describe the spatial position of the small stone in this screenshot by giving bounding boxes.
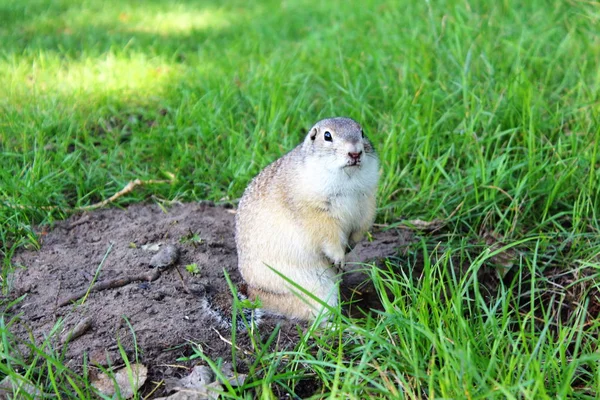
[188,283,206,296]
[149,245,179,268]
[151,291,165,301]
[142,243,161,252]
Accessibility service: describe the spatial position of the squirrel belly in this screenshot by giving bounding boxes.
[235,117,380,321]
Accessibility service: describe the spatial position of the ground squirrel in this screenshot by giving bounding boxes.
[235,117,379,320]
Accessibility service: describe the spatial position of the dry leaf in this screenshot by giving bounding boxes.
[0,374,43,399]
[92,363,148,399]
[483,231,518,278]
[219,363,247,387]
[157,366,223,400]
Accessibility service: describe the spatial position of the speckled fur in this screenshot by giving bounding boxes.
[235,117,379,320]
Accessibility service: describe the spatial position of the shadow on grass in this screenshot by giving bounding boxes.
[0,0,340,133]
[1,0,337,60]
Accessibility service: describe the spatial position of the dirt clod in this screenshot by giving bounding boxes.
[60,316,93,344]
[150,244,180,268]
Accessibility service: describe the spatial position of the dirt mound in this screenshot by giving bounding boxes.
[8,202,412,395]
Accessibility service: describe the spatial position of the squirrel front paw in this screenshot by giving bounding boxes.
[322,243,345,266]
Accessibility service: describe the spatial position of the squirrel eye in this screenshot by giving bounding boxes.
[324,131,332,142]
[361,129,365,138]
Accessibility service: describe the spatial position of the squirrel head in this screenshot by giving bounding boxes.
[302,117,377,171]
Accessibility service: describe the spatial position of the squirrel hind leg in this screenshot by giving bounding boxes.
[248,286,338,321]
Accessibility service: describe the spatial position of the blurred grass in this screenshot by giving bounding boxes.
[1,0,600,398]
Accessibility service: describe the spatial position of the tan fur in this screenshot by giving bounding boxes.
[235,117,379,320]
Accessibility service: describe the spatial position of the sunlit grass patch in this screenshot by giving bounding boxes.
[118,7,232,35]
[1,54,183,107]
[2,1,235,37]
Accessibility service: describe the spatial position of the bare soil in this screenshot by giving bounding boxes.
[8,202,414,397]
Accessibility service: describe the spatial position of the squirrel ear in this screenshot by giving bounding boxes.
[310,127,318,140]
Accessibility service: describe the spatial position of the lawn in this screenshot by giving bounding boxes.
[1,0,600,398]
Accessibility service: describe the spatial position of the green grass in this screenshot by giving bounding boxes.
[1,0,600,398]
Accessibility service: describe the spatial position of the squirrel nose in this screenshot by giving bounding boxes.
[348,151,362,160]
